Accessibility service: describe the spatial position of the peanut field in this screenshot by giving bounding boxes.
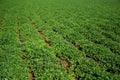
[0,0,120,80]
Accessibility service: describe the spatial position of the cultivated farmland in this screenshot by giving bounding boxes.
[0,0,120,80]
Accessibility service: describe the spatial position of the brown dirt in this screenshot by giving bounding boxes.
[38,31,45,37]
[74,77,79,80]
[44,40,51,46]
[56,55,70,70]
[63,60,70,70]
[29,71,35,80]
[28,17,36,26]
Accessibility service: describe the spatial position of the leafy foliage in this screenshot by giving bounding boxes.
[0,0,120,80]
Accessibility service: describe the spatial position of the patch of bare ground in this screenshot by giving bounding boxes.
[44,40,51,46]
[38,31,51,46]
[38,31,45,37]
[28,17,36,26]
[29,71,35,80]
[71,42,82,50]
[56,54,70,70]
[74,77,79,80]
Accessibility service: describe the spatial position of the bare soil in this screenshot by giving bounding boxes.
[38,31,45,37]
[56,55,70,70]
[29,71,35,80]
